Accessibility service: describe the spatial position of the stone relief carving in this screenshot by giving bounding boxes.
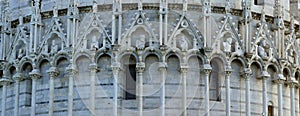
[91,35,99,50]
[136,35,146,49]
[257,40,269,59]
[177,36,188,51]
[223,37,232,53]
[50,40,58,54]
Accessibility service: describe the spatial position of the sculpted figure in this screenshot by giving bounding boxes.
[223,37,232,53]
[50,40,58,54]
[258,40,268,59]
[91,35,99,50]
[178,36,188,51]
[18,48,25,59]
[136,35,145,49]
[288,49,295,63]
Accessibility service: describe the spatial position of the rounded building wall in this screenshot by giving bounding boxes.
[0,0,300,116]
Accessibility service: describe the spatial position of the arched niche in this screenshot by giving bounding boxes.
[39,59,50,85]
[20,62,33,107]
[295,71,300,83]
[8,66,17,78]
[173,30,194,51]
[96,54,113,93]
[130,26,150,48]
[85,29,101,50]
[143,54,160,109]
[56,57,70,79]
[187,55,202,113]
[283,68,290,81]
[220,32,235,53]
[21,62,33,78]
[75,55,92,88]
[119,54,137,101]
[165,55,182,114]
[44,33,63,54]
[210,57,224,101]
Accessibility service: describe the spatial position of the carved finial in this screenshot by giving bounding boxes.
[93,0,97,13]
[18,15,23,25]
[260,8,266,22]
[53,1,58,17]
[138,0,143,11]
[183,0,188,14]
[290,16,295,31]
[225,0,231,14]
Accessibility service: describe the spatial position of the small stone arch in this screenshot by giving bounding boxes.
[283,67,291,80]
[8,66,17,79]
[117,51,138,63]
[36,57,51,68]
[210,53,227,68]
[165,50,183,63]
[95,53,113,64]
[73,52,93,63]
[53,53,70,67]
[187,54,205,66]
[142,50,162,62]
[229,57,247,69]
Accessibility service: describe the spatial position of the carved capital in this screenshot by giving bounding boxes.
[288,77,298,88]
[241,68,252,80]
[47,67,59,79]
[66,65,78,76]
[89,63,98,72]
[29,69,41,80]
[273,74,286,84]
[203,64,212,74]
[159,62,167,71]
[259,71,270,79]
[0,78,12,86]
[136,62,145,73]
[180,65,189,73]
[12,73,24,81]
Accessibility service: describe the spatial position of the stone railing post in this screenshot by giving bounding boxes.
[260,71,270,116]
[288,77,298,116]
[89,63,97,115]
[241,69,252,116]
[66,65,77,116]
[225,67,232,116]
[0,78,12,116]
[12,73,24,116]
[111,62,120,116]
[203,64,212,116]
[136,62,145,116]
[180,66,188,116]
[273,74,285,116]
[47,67,59,116]
[159,62,167,116]
[29,69,41,116]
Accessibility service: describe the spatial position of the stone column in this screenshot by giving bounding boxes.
[159,62,167,116]
[225,68,232,116]
[261,71,270,116]
[47,67,59,116]
[243,69,252,116]
[89,63,97,115]
[288,78,298,116]
[136,62,145,116]
[0,78,12,116]
[112,62,120,116]
[66,65,77,116]
[180,66,188,116]
[13,73,23,116]
[29,69,41,116]
[274,74,285,116]
[203,64,212,116]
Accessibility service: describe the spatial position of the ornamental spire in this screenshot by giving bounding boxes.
[225,0,231,15]
[53,0,58,17]
[93,0,97,13]
[138,0,143,11]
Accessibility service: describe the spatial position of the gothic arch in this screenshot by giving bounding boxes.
[73,52,93,63]
[95,53,112,64]
[210,53,227,69]
[165,50,183,64]
[118,52,138,63]
[53,52,70,67]
[229,57,247,69]
[142,50,162,62]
